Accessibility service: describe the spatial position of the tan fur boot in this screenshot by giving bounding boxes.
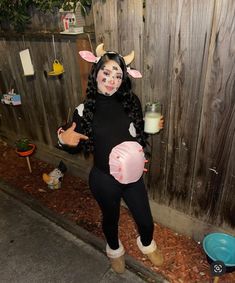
[106,241,125,273]
[109,255,125,274]
[137,236,164,266]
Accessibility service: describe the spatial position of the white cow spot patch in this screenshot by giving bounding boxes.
[76,104,84,117]
[129,122,136,137]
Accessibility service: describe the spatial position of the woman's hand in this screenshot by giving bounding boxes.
[59,122,88,146]
[159,116,164,130]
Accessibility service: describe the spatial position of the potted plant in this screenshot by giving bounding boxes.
[15,138,36,173]
[15,138,36,157]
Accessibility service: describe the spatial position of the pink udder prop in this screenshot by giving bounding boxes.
[109,141,147,184]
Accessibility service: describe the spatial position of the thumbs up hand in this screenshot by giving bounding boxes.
[59,122,88,146]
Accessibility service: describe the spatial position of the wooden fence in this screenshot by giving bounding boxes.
[0,31,95,179]
[93,0,235,235]
[0,0,234,238]
[0,33,93,143]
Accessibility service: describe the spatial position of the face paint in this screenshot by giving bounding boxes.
[96,60,123,96]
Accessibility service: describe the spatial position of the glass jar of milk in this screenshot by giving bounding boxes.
[144,102,162,134]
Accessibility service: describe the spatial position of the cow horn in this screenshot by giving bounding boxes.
[123,50,135,65]
[96,43,106,57]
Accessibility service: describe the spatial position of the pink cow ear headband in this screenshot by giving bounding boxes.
[79,43,142,78]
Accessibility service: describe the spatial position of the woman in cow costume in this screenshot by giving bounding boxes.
[57,44,164,273]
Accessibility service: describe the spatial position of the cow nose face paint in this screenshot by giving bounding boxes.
[96,60,123,96]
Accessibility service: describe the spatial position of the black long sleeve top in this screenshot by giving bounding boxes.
[71,92,142,174]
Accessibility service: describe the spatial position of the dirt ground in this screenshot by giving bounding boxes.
[0,141,234,283]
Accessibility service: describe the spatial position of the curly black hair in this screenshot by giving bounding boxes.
[78,52,148,156]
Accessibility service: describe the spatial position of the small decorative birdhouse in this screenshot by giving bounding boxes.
[59,2,85,34]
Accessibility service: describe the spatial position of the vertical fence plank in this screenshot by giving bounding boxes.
[192,0,235,225]
[92,0,118,50]
[220,136,235,228]
[76,37,93,97]
[117,0,143,97]
[143,0,176,198]
[164,0,215,211]
[0,39,17,133]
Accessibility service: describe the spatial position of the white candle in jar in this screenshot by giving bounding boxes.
[144,112,161,134]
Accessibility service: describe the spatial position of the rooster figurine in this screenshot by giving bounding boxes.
[42,161,67,189]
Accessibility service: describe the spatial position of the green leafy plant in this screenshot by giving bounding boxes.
[60,0,92,16]
[78,0,92,17]
[0,0,32,31]
[15,138,33,152]
[0,0,92,32]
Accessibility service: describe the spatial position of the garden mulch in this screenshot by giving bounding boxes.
[0,141,234,283]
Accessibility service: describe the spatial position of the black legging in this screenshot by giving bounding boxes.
[89,166,154,250]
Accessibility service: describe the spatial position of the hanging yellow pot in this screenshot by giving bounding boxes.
[48,59,64,76]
